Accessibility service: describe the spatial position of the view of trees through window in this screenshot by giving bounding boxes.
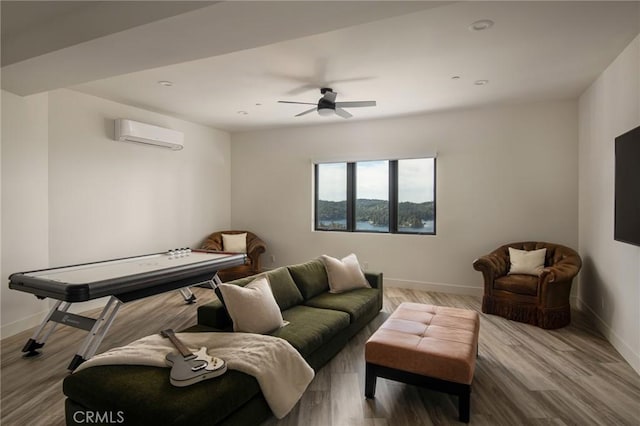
[316,163,347,229]
[315,158,435,234]
[356,161,389,231]
[397,158,435,233]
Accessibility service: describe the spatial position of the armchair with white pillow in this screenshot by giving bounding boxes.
[201,230,267,282]
[473,242,581,329]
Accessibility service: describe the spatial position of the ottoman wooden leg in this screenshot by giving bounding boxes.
[365,362,377,398]
[458,385,471,423]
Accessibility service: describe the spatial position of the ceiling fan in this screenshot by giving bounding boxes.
[278,88,376,119]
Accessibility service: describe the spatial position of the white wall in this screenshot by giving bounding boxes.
[0,90,4,340]
[48,90,231,265]
[0,91,1,338]
[578,35,640,373]
[231,101,579,294]
[1,89,232,336]
[1,90,50,336]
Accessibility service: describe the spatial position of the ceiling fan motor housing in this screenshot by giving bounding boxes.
[318,98,335,110]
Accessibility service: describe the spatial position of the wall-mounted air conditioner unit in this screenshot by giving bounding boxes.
[114,119,184,150]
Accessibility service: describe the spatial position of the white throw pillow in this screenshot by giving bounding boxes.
[222,233,247,253]
[508,247,547,276]
[320,253,371,294]
[217,276,284,334]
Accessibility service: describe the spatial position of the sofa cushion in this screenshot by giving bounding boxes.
[63,366,261,425]
[218,267,304,312]
[271,305,350,358]
[494,274,538,296]
[264,267,304,310]
[288,259,329,300]
[218,276,285,334]
[320,254,371,293]
[304,288,381,322]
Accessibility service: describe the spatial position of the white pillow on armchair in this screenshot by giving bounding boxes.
[222,233,247,253]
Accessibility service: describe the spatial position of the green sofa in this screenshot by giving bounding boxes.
[63,259,383,425]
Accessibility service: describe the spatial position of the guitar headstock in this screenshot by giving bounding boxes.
[160,329,174,338]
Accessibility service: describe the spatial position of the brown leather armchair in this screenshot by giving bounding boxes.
[473,242,581,329]
[201,230,267,282]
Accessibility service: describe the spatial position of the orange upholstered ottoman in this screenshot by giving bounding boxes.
[365,302,480,423]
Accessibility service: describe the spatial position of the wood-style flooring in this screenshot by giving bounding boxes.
[1,287,639,425]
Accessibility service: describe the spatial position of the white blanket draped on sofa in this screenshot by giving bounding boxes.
[75,332,315,419]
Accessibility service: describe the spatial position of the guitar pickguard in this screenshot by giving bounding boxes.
[161,329,227,387]
[190,347,226,371]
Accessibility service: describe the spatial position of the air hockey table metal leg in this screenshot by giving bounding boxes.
[178,288,197,304]
[21,300,71,357]
[177,273,223,304]
[207,273,223,289]
[68,296,122,371]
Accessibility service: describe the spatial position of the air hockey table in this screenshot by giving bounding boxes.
[8,249,246,370]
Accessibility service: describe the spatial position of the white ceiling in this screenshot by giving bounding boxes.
[0,1,215,66]
[2,1,639,133]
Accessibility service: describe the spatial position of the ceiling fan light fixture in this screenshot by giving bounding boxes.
[317,107,334,117]
[469,19,494,31]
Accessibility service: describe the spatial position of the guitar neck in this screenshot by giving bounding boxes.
[160,329,193,358]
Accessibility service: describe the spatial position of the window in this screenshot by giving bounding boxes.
[316,163,347,230]
[314,157,435,234]
[397,158,435,234]
[356,161,389,232]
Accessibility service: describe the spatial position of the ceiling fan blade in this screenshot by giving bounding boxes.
[278,101,318,105]
[286,84,318,96]
[295,107,317,117]
[334,107,353,119]
[335,100,376,108]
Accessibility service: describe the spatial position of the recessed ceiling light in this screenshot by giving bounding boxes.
[255,103,262,106]
[451,76,461,80]
[469,19,494,31]
[157,80,173,87]
[474,80,489,86]
[237,110,248,115]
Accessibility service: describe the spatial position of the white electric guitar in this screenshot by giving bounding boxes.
[160,329,227,387]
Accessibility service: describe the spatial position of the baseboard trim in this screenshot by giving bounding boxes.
[1,298,109,340]
[1,309,48,339]
[384,278,483,297]
[575,297,640,375]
